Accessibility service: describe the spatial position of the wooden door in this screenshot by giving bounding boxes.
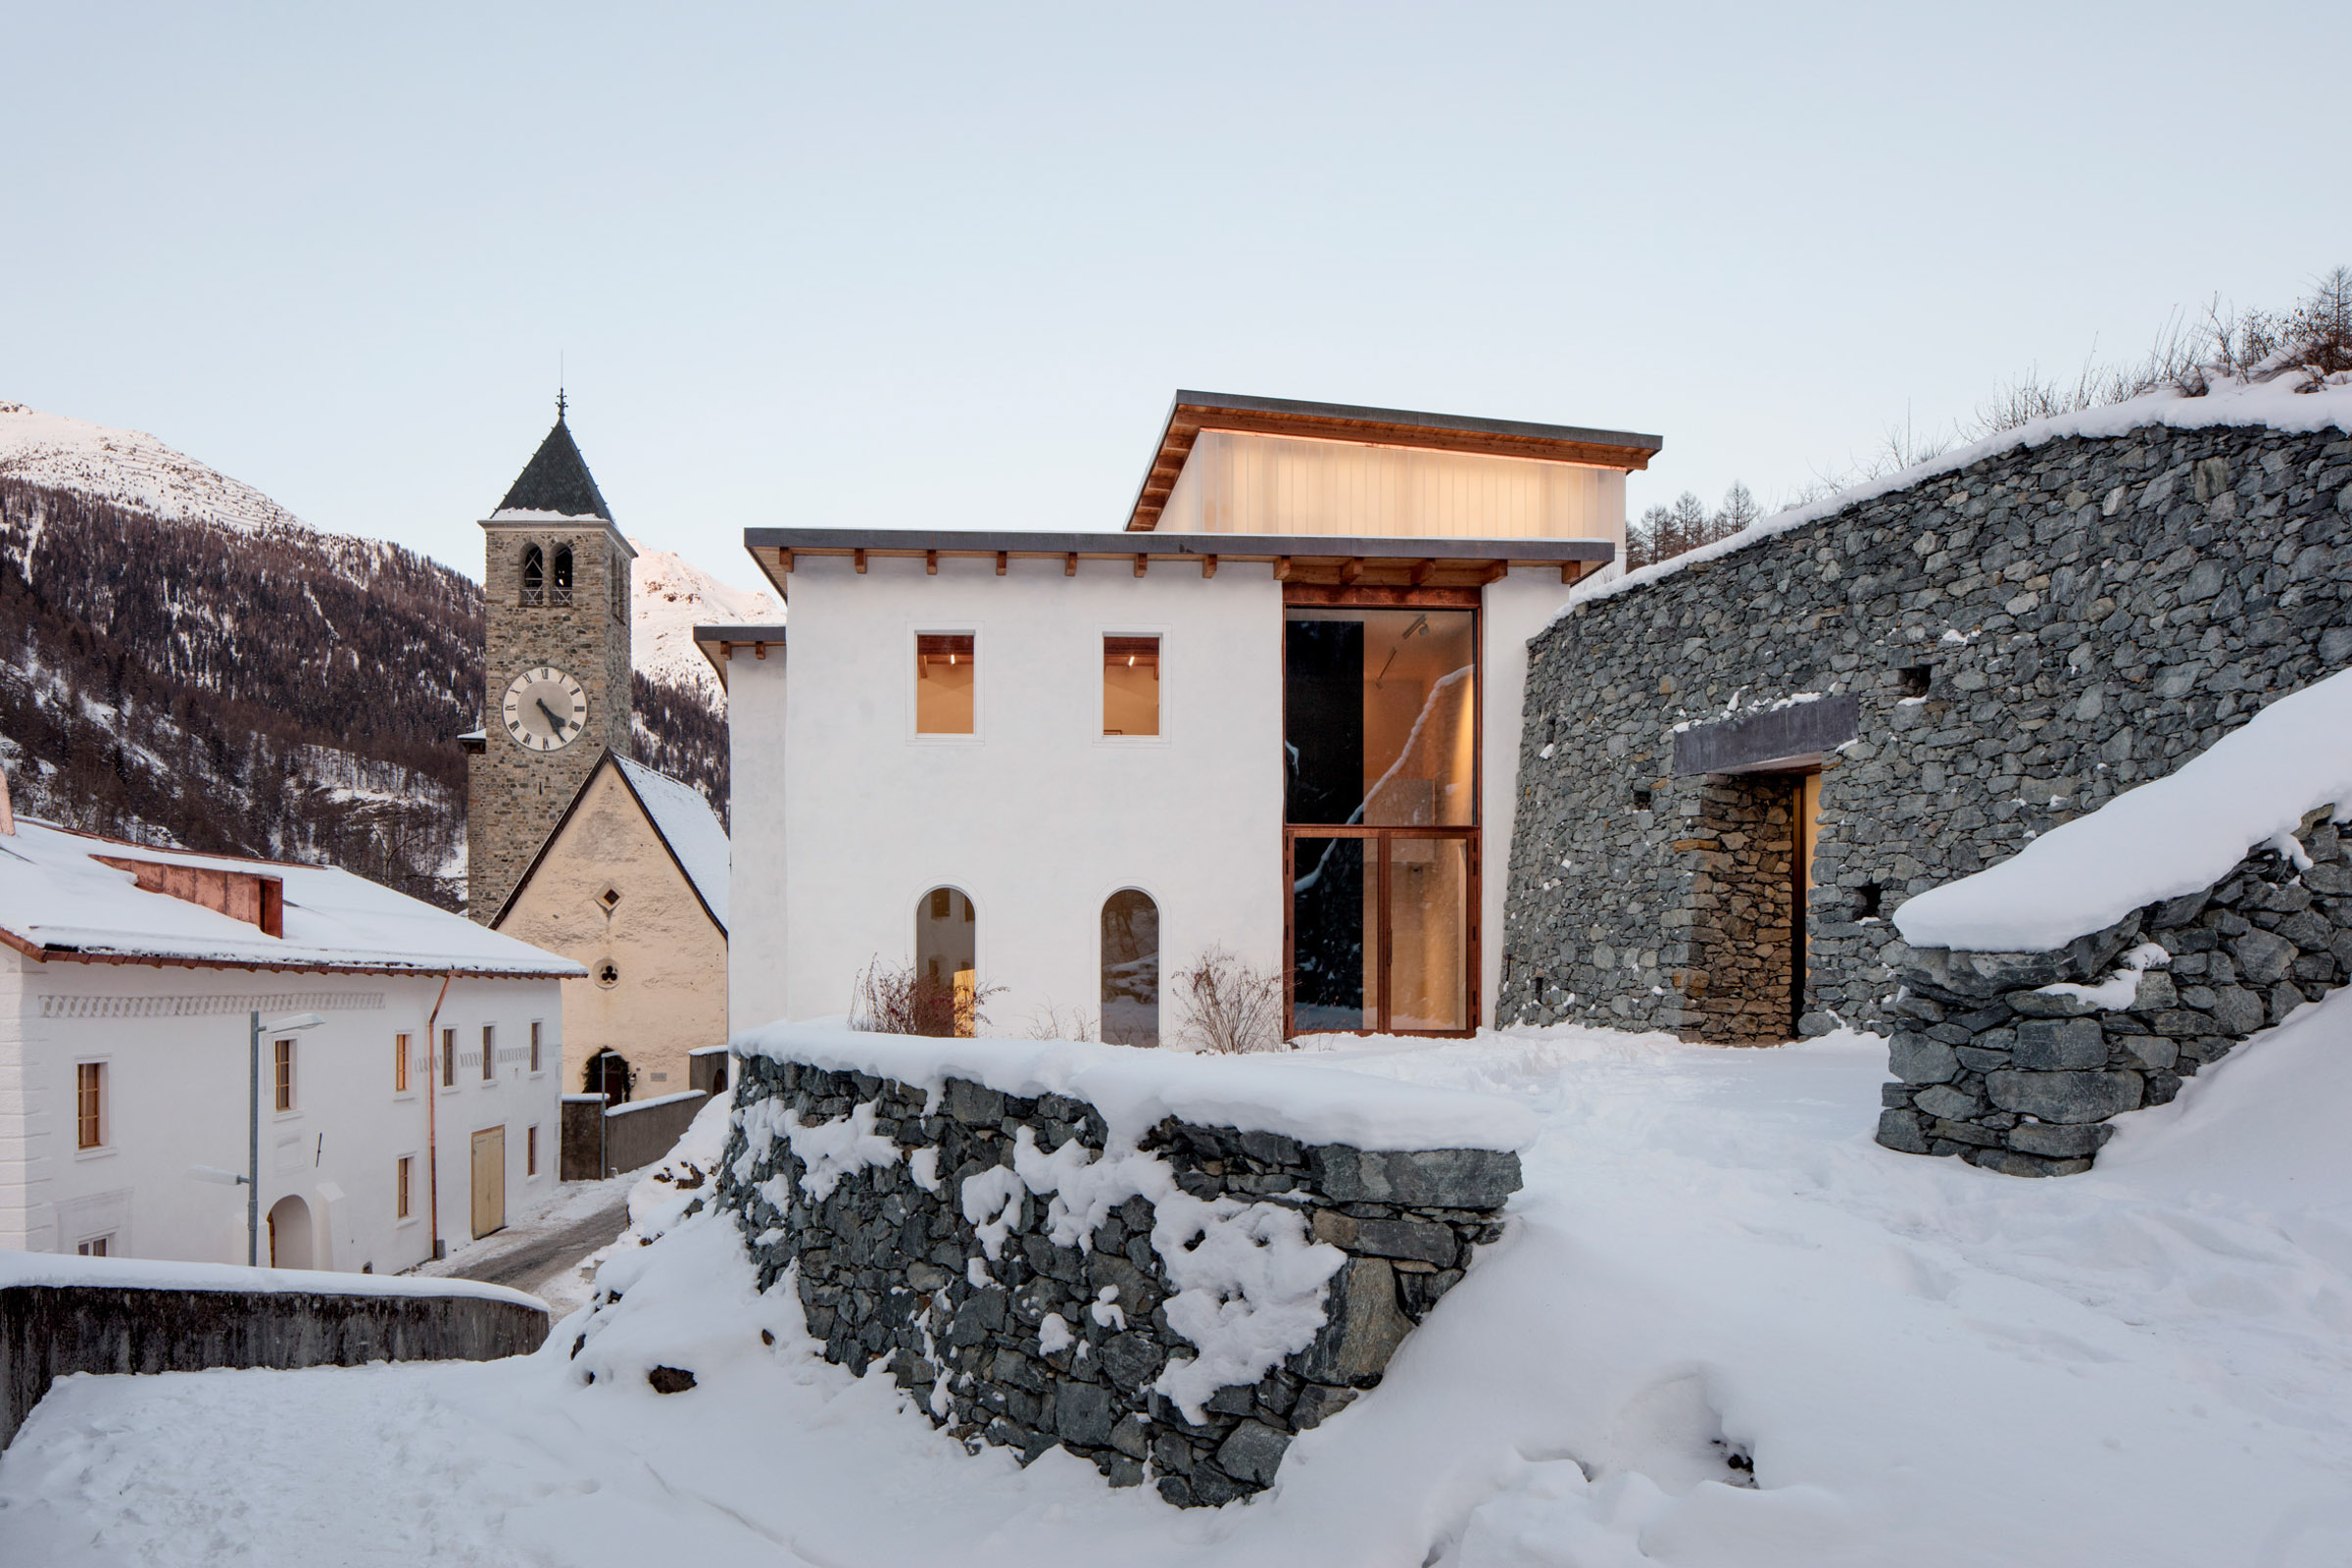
[470,1126,506,1239]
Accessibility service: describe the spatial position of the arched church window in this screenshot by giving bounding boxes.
[520,544,546,608]
[915,886,978,1038]
[584,1048,633,1106]
[1101,889,1160,1047]
[551,545,575,607]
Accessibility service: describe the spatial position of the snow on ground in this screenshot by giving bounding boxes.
[0,401,311,533]
[9,1004,2352,1567]
[408,1169,638,1318]
[1897,665,2352,952]
[631,542,776,705]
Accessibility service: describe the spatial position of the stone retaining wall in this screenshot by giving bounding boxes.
[1501,419,2352,1042]
[716,1054,1521,1506]
[1880,807,2351,1174]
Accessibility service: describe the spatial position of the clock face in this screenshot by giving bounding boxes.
[501,665,589,753]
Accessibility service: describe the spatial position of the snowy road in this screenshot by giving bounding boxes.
[6,1004,2352,1567]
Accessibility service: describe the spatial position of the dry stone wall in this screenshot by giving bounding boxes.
[1881,807,2351,1174]
[1502,419,2352,1042]
[716,1054,1520,1506]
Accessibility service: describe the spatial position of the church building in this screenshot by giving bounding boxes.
[462,404,731,1100]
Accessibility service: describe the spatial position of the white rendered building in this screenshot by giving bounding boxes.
[0,809,579,1271]
[702,393,1657,1044]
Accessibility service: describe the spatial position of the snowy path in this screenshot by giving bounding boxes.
[7,1004,2352,1566]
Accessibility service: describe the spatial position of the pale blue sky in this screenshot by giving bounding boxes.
[6,3,2344,595]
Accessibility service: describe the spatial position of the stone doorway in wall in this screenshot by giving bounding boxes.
[1685,769,1819,1044]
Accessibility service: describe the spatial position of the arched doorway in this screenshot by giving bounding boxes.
[1101,889,1160,1047]
[584,1050,634,1106]
[915,887,978,1037]
[266,1194,313,1269]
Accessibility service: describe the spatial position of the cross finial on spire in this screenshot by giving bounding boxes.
[557,385,568,421]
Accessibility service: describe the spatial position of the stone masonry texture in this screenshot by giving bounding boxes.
[1878,806,2352,1175]
[1500,420,2352,1045]
[716,1055,1521,1506]
[466,525,634,923]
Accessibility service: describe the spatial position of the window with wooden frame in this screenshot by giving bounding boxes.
[914,633,976,735]
[441,1027,456,1088]
[529,1021,542,1075]
[526,1125,539,1177]
[481,1024,496,1082]
[75,1061,104,1151]
[397,1155,414,1220]
[1283,603,1480,1037]
[76,1236,110,1257]
[273,1039,296,1112]
[394,1032,412,1094]
[1102,636,1161,736]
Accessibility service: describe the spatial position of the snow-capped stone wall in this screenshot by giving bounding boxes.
[1881,806,2351,1173]
[1502,412,2352,1045]
[715,1041,1522,1506]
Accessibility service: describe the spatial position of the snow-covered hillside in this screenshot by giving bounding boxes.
[632,542,776,706]
[0,400,313,534]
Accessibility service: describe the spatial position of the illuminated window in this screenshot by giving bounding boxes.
[916,886,979,1037]
[397,1155,413,1219]
[529,1021,543,1074]
[1102,636,1160,736]
[1101,890,1160,1046]
[394,1032,411,1094]
[274,1039,296,1112]
[915,633,975,735]
[76,1061,104,1150]
[481,1024,496,1081]
[441,1027,456,1088]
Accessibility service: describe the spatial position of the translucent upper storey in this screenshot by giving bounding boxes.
[1155,429,1624,541]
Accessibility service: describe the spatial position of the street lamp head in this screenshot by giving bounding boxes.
[262,1012,326,1033]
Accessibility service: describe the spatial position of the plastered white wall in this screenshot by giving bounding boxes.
[727,645,792,1035]
[1480,570,1585,1021]
[0,956,560,1270]
[749,555,1287,1039]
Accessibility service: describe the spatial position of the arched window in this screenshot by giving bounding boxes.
[551,544,575,606]
[916,886,978,1038]
[1101,889,1159,1047]
[520,544,546,607]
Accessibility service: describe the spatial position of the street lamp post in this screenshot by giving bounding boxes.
[248,1011,324,1266]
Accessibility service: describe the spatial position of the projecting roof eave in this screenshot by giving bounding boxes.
[0,923,584,980]
[692,622,788,686]
[1123,390,1665,532]
[741,527,1614,600]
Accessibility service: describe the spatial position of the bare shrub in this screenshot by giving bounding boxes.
[850,956,1002,1038]
[1023,1003,1100,1042]
[1172,946,1286,1054]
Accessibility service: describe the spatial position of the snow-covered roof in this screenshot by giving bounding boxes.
[1553,373,2352,626]
[614,758,729,930]
[0,818,584,977]
[1895,667,2352,953]
[736,1018,1538,1152]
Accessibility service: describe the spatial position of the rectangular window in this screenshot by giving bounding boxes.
[914,633,975,735]
[441,1027,456,1088]
[75,1061,104,1150]
[529,1021,542,1074]
[397,1155,413,1219]
[76,1236,110,1257]
[394,1032,411,1094]
[481,1024,496,1081]
[1102,635,1160,736]
[274,1039,295,1112]
[527,1125,539,1177]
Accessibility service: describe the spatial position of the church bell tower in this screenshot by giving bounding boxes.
[465,398,635,923]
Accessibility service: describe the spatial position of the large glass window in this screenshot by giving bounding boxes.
[917,886,979,1037]
[1101,890,1160,1046]
[1285,610,1475,826]
[1103,636,1160,736]
[1285,606,1477,1035]
[916,634,976,735]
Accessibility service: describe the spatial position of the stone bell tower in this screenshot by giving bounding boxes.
[464,397,635,923]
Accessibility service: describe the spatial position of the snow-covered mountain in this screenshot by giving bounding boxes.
[631,543,776,707]
[0,401,314,533]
